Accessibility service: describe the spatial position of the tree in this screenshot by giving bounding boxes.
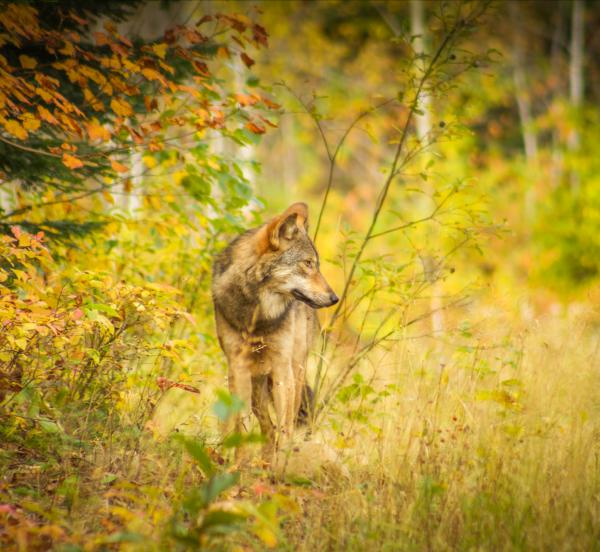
[0,1,274,240]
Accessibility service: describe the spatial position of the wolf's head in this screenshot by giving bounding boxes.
[256,202,338,309]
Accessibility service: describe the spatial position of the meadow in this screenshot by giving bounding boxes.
[1,1,599,550]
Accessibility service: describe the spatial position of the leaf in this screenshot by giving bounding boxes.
[62,153,84,169]
[103,532,146,544]
[19,55,37,69]
[111,159,128,173]
[152,43,168,59]
[87,120,110,141]
[234,93,258,106]
[245,121,265,135]
[202,472,239,505]
[22,114,41,132]
[174,435,214,476]
[102,190,115,204]
[200,509,245,532]
[240,52,255,68]
[110,98,133,117]
[5,120,28,140]
[71,308,84,320]
[39,418,63,434]
[262,97,281,110]
[254,525,278,548]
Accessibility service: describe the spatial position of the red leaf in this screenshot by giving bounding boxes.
[252,23,269,47]
[72,308,84,320]
[240,52,255,68]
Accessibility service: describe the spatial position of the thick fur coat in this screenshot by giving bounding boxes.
[211,202,338,455]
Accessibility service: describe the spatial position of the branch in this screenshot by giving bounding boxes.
[0,134,62,158]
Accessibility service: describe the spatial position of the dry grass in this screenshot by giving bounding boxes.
[277,308,600,551]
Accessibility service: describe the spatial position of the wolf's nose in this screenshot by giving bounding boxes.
[329,292,339,305]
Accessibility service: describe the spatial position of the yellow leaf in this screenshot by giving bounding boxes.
[59,41,75,56]
[102,190,115,204]
[12,269,28,281]
[34,85,52,104]
[141,68,165,84]
[152,43,168,59]
[254,526,278,548]
[110,98,133,117]
[15,337,28,351]
[206,158,220,170]
[142,155,157,169]
[5,119,27,140]
[22,114,41,132]
[19,55,37,69]
[110,159,128,173]
[62,153,84,169]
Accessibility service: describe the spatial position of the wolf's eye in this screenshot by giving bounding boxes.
[304,260,314,269]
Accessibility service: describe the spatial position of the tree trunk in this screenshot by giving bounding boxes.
[568,0,584,191]
[510,3,537,163]
[410,0,443,340]
[410,0,431,141]
[509,2,537,224]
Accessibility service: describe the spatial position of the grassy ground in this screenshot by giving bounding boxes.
[2,305,599,550]
[280,308,600,551]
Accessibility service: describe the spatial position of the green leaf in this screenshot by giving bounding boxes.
[174,435,214,476]
[200,509,245,532]
[212,389,245,422]
[103,532,146,544]
[202,472,239,505]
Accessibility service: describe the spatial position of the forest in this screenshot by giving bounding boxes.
[0,1,599,550]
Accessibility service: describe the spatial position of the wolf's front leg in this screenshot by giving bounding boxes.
[271,359,296,449]
[227,364,252,461]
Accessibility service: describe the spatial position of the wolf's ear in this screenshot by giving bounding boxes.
[259,202,309,252]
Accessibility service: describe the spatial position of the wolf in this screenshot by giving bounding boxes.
[211,202,338,457]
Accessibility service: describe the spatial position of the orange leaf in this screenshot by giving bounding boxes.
[110,98,133,117]
[87,120,110,142]
[217,46,230,59]
[94,32,109,46]
[262,97,281,110]
[245,121,265,134]
[235,93,258,107]
[62,153,84,169]
[111,159,128,173]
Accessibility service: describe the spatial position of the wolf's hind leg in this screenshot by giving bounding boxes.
[251,375,275,460]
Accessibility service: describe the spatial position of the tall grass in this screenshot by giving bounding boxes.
[282,309,600,550]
